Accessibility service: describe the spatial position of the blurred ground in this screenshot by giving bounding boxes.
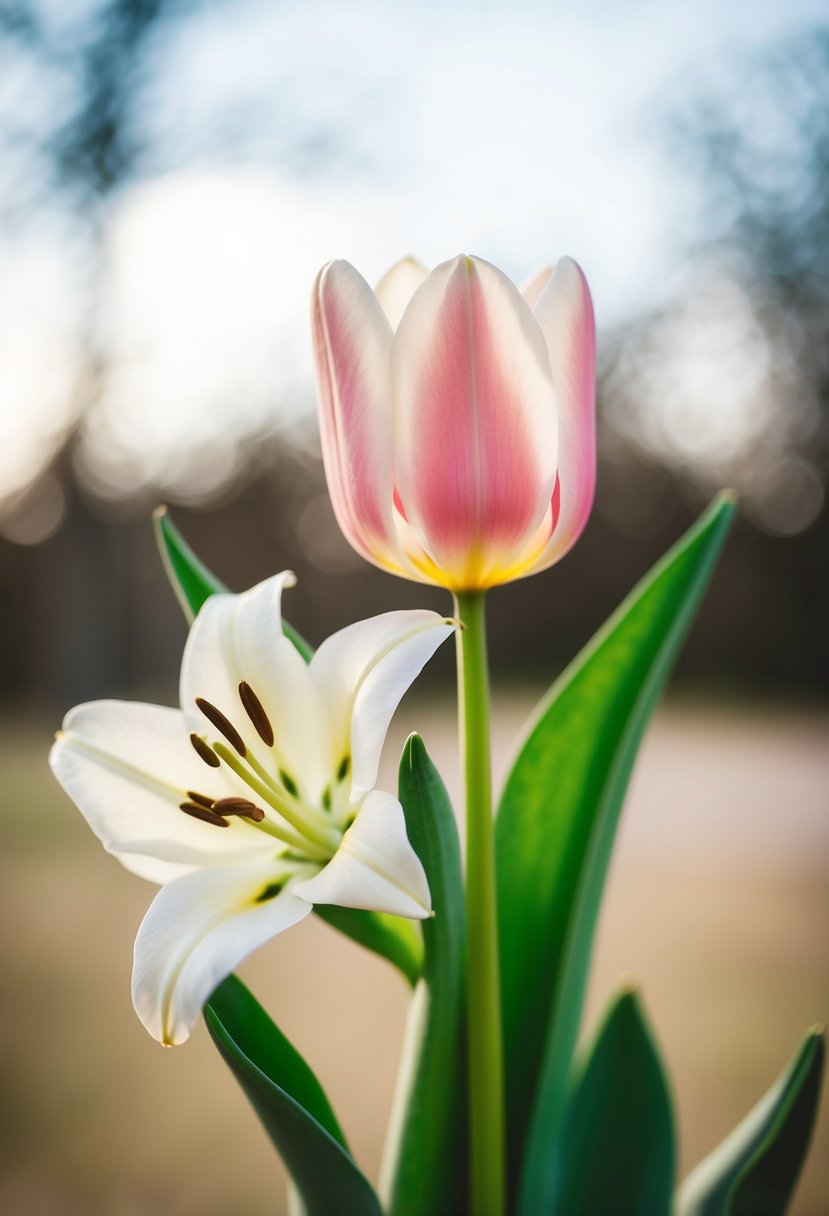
[1,695,827,1215]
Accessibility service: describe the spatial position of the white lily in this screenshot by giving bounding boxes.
[50,572,455,1045]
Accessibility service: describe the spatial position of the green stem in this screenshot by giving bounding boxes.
[454,589,505,1216]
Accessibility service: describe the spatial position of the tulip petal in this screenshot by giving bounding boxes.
[180,574,331,802]
[312,261,406,573]
[374,256,429,330]
[391,255,558,588]
[527,257,596,571]
[50,701,265,875]
[132,858,315,1044]
[521,265,554,309]
[390,504,456,586]
[294,790,430,919]
[310,610,456,802]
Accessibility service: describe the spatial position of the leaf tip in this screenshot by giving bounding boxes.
[707,489,738,527]
[401,731,424,768]
[802,1026,825,1070]
[608,977,643,1013]
[611,985,647,1034]
[152,504,172,544]
[152,503,175,552]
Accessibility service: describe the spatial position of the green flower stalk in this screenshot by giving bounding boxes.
[455,589,505,1216]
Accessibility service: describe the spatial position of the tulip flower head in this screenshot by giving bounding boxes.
[313,253,595,591]
[50,573,455,1044]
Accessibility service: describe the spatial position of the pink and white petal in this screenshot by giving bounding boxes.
[520,265,554,309]
[310,610,455,801]
[312,261,406,572]
[50,701,261,874]
[482,493,557,585]
[374,256,429,330]
[391,255,558,588]
[391,506,455,586]
[294,790,430,920]
[132,858,316,1044]
[529,257,596,566]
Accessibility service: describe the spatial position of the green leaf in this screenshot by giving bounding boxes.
[551,988,675,1216]
[153,506,228,623]
[204,975,382,1216]
[676,1028,825,1216]
[153,506,313,660]
[314,905,424,988]
[495,493,735,1215]
[381,734,467,1216]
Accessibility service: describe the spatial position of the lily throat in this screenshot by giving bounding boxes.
[186,680,345,860]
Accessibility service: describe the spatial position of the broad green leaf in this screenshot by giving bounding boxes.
[676,1028,825,1216]
[204,975,382,1216]
[153,505,313,659]
[551,988,675,1216]
[314,905,424,988]
[495,494,735,1215]
[381,734,467,1216]
[154,507,420,984]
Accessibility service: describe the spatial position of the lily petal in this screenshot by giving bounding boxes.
[526,257,596,571]
[391,255,558,589]
[180,574,331,801]
[310,609,456,802]
[312,260,406,573]
[113,853,195,884]
[179,571,294,735]
[133,857,315,1044]
[50,702,264,875]
[294,790,430,919]
[374,256,429,330]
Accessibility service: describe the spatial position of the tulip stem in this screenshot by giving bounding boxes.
[454,589,505,1216]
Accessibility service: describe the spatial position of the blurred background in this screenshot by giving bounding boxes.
[0,0,827,1212]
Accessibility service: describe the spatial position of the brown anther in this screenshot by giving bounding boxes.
[238,681,274,747]
[212,796,266,823]
[190,732,221,767]
[179,801,229,827]
[186,790,215,809]
[213,796,256,812]
[195,697,247,756]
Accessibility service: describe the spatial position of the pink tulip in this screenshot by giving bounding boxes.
[312,254,595,592]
